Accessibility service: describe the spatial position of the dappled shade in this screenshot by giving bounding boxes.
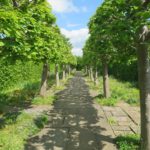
[25,72,116,150]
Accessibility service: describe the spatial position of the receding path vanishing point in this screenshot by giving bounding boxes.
[25,72,117,150]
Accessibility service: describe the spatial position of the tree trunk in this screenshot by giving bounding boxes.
[12,0,18,7]
[88,67,91,79]
[90,66,94,81]
[102,62,110,98]
[85,66,88,75]
[48,64,50,80]
[94,67,98,86]
[68,65,71,76]
[55,64,60,87]
[138,41,150,150]
[138,1,150,149]
[62,64,66,80]
[40,63,49,97]
[65,65,69,78]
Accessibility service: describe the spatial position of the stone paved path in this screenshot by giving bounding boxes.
[25,72,116,150]
[89,85,140,137]
[102,104,140,136]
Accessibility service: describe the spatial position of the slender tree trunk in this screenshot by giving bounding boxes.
[48,64,50,80]
[102,62,110,98]
[90,66,94,81]
[138,38,150,150]
[88,66,91,79]
[55,64,60,87]
[85,66,88,75]
[94,66,98,86]
[68,65,71,76]
[12,0,18,7]
[66,65,69,78]
[62,64,66,80]
[40,63,49,97]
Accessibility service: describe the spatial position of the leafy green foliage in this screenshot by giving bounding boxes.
[0,0,57,62]
[34,114,48,129]
[109,57,138,82]
[115,134,140,150]
[0,0,75,66]
[76,56,84,70]
[0,60,42,91]
[96,97,117,106]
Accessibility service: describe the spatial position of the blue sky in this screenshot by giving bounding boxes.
[48,0,103,56]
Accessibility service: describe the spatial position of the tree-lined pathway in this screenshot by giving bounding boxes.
[25,72,116,150]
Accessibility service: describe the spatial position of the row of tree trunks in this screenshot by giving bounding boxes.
[62,64,71,80]
[40,63,72,97]
[56,64,71,85]
[94,66,98,86]
[86,63,110,98]
[85,66,88,75]
[87,66,94,81]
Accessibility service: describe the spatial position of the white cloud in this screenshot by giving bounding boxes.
[48,0,88,13]
[61,28,89,56]
[48,0,79,13]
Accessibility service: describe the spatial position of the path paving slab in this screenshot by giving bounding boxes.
[117,102,140,126]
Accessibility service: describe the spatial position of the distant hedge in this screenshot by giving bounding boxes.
[109,59,138,82]
[0,60,42,91]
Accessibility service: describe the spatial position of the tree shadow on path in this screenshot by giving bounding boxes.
[25,72,116,150]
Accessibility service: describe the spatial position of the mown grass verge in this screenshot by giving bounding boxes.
[32,95,56,105]
[86,76,139,106]
[0,112,48,150]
